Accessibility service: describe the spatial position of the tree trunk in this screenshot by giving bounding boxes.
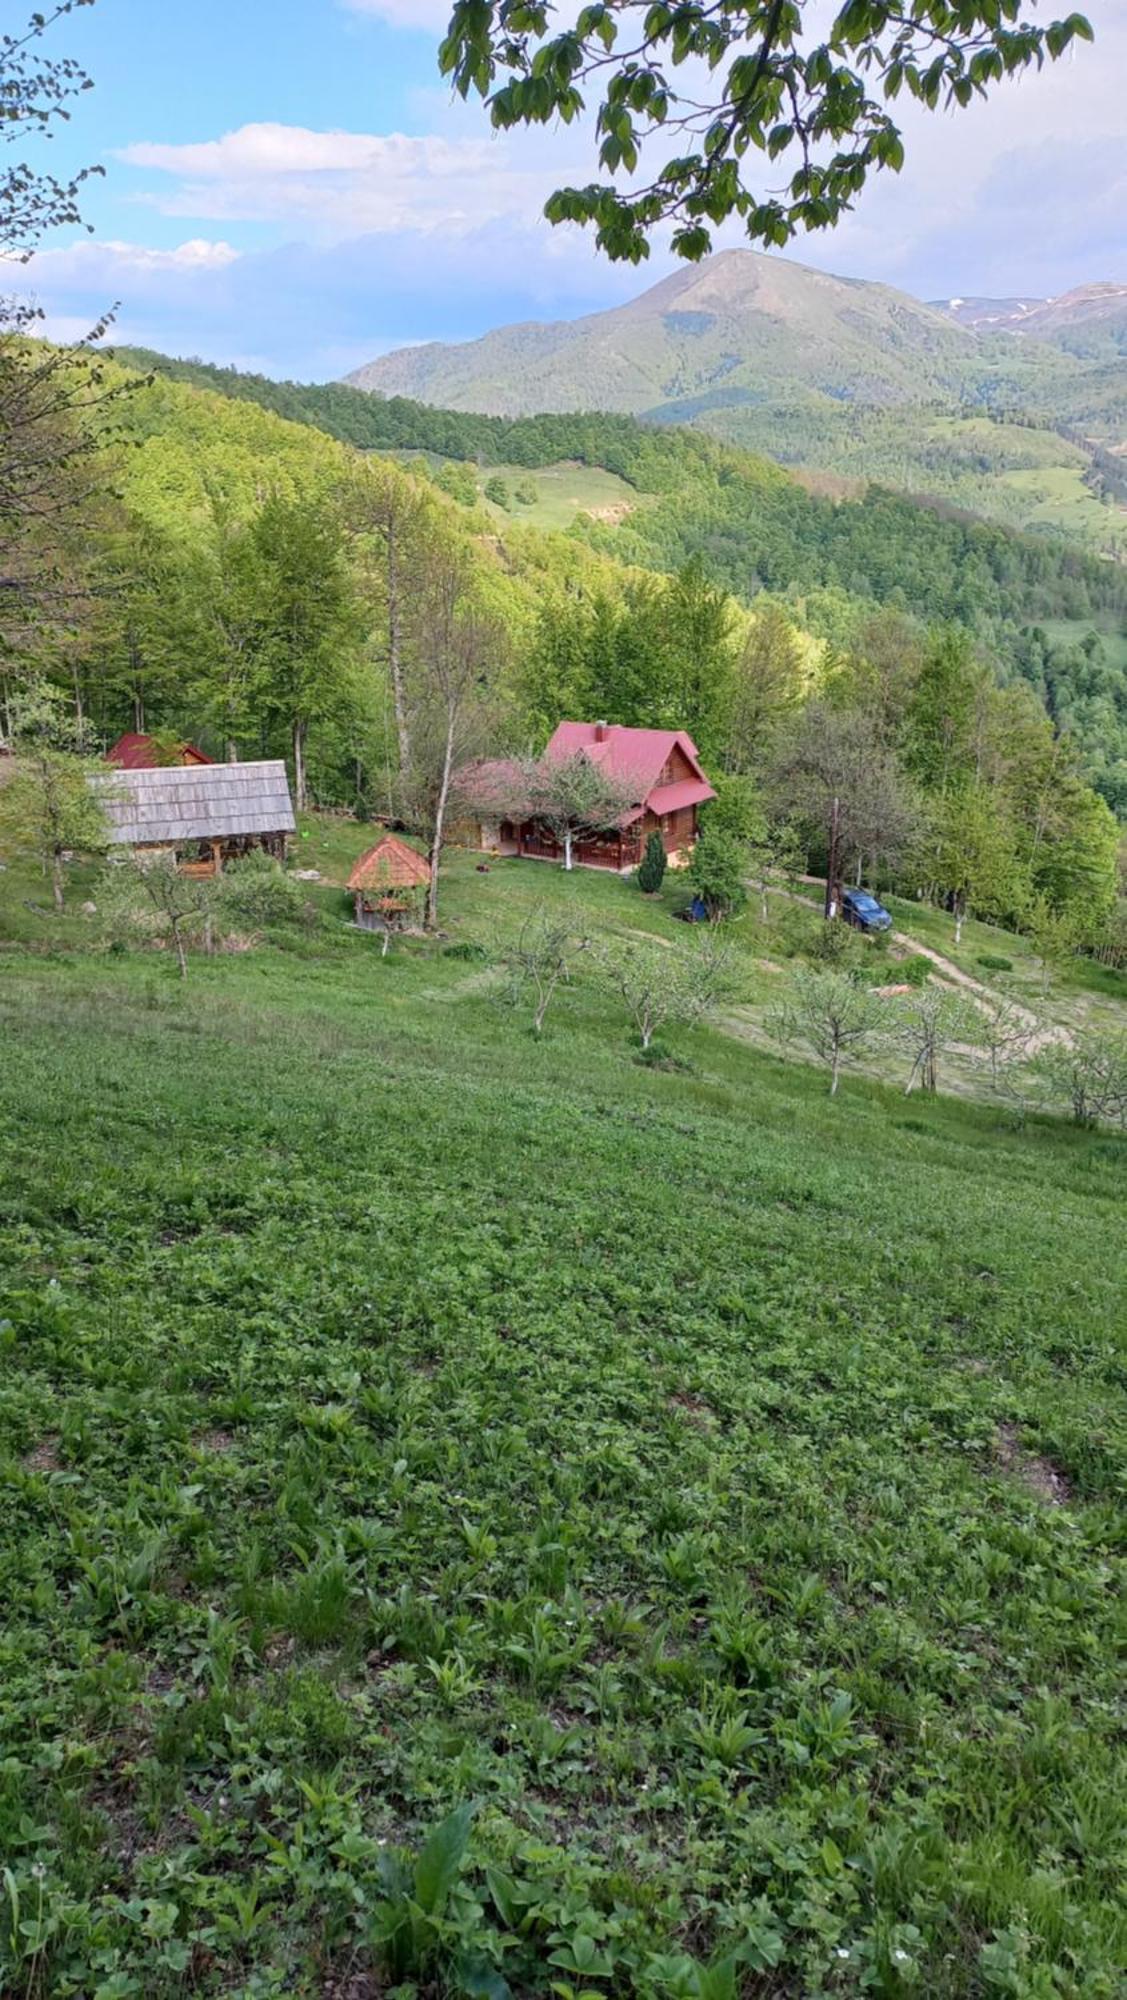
[563,828,574,871]
[954,905,964,947]
[170,917,188,978]
[227,739,238,764]
[293,719,307,812]
[830,1046,841,1096]
[425,715,456,929]
[51,848,64,913]
[386,518,411,777]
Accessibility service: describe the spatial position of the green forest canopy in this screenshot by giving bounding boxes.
[115,347,1127,818]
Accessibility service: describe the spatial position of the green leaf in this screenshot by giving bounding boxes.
[412,1800,476,1916]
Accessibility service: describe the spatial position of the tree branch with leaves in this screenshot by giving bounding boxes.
[440,2,1092,265]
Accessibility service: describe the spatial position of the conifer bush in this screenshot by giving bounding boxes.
[637,831,667,895]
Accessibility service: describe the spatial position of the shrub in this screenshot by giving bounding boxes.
[977,952,1013,972]
[219,850,306,929]
[637,831,667,895]
[687,830,747,920]
[899,954,933,987]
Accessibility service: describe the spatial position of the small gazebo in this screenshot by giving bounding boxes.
[347,835,430,935]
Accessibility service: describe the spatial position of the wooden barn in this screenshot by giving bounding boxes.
[348,834,430,933]
[93,759,295,874]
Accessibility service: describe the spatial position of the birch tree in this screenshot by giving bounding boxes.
[402,555,502,929]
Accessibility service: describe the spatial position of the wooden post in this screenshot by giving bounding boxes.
[825,794,841,922]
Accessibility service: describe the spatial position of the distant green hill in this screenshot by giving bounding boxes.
[342,251,1127,556]
[114,344,1127,814]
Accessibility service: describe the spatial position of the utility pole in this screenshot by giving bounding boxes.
[825,794,841,921]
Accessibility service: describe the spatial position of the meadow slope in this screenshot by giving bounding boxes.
[1,861,1125,1998]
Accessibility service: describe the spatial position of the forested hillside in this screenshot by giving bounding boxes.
[0,342,1118,967]
[116,346,1127,816]
[342,251,1127,556]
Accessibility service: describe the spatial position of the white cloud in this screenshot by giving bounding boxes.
[19,237,240,280]
[113,119,585,244]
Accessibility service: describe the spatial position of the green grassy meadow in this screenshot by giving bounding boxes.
[1,840,1126,1998]
[478,461,652,532]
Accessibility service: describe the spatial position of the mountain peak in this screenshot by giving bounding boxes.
[343,251,972,418]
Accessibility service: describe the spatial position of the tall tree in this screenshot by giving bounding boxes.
[440,3,1090,264]
[723,603,804,773]
[0,679,107,909]
[1,5,125,654]
[247,496,356,809]
[402,553,502,928]
[775,701,920,908]
[344,462,435,780]
[661,557,734,753]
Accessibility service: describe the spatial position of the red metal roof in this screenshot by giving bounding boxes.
[645,777,717,814]
[542,722,713,809]
[107,732,213,769]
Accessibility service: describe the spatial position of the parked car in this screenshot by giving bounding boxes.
[841,887,893,933]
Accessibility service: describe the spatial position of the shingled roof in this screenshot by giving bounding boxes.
[348,835,430,893]
[93,760,295,848]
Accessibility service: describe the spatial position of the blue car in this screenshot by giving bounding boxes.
[841,887,893,933]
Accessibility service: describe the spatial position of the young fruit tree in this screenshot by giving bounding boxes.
[599,932,731,1052]
[99,853,215,979]
[1031,1031,1127,1131]
[897,987,980,1097]
[637,830,667,895]
[0,682,107,909]
[507,910,588,1037]
[979,993,1037,1089]
[768,968,888,1097]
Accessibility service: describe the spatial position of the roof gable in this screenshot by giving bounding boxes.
[543,722,711,804]
[348,835,430,892]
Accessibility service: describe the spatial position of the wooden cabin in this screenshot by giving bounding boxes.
[93,759,295,874]
[106,733,213,770]
[347,834,430,932]
[467,722,716,873]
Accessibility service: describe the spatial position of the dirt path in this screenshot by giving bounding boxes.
[763,877,1070,1054]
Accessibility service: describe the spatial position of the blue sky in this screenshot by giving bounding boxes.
[21,0,1127,381]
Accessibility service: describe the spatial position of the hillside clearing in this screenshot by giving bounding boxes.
[1,844,1125,1996]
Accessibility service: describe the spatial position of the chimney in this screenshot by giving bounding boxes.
[594,720,608,743]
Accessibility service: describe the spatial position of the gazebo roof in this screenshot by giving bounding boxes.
[348,835,430,892]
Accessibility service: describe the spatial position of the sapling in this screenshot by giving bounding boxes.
[599,933,731,1051]
[1031,1031,1127,1129]
[897,987,980,1095]
[100,853,215,978]
[768,967,888,1096]
[507,910,587,1035]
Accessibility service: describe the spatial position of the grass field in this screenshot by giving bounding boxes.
[1,839,1126,1998]
[477,461,653,533]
